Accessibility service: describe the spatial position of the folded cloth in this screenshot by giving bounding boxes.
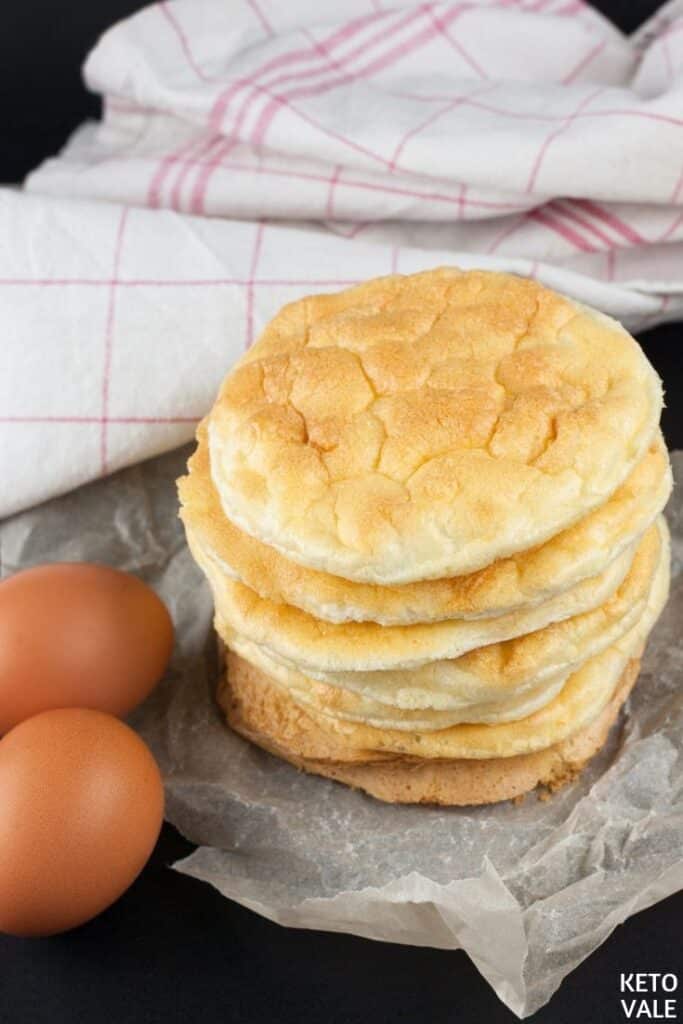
[5,0,683,516]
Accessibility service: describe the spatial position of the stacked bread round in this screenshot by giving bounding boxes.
[179,269,671,805]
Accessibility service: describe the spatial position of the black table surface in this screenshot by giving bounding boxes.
[2,3,682,1022]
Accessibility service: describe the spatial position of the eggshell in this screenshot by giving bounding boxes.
[0,563,174,734]
[0,708,164,936]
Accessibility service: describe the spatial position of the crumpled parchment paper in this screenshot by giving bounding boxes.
[1,447,681,1019]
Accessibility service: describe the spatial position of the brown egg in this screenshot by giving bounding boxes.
[0,563,174,734]
[0,708,164,936]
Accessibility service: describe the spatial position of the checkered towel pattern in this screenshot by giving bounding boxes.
[4,0,683,517]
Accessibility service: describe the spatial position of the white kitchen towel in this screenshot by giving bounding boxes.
[5,0,683,517]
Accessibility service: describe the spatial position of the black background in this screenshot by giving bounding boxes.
[1,3,681,1022]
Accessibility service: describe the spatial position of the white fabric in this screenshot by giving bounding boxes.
[4,0,682,516]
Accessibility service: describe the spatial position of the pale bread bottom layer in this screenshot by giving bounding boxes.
[218,650,643,806]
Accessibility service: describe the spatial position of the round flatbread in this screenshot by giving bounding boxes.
[217,552,668,761]
[223,524,666,732]
[208,268,662,583]
[191,528,635,672]
[179,425,670,625]
[220,519,665,716]
[220,655,642,805]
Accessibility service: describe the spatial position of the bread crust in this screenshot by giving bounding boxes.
[190,530,638,674]
[208,268,662,584]
[179,424,670,626]
[219,652,642,806]
[216,522,663,719]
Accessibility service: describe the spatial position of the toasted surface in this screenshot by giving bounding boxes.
[208,269,662,583]
[216,520,664,711]
[225,631,572,729]
[217,555,667,761]
[179,425,670,625]
[220,656,642,805]
[191,527,634,673]
[222,528,667,732]
[258,519,666,711]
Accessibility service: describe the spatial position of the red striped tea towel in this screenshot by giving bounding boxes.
[4,0,683,515]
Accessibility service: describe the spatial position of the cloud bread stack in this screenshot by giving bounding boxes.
[179,268,671,806]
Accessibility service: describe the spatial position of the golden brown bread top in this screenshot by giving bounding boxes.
[208,268,662,583]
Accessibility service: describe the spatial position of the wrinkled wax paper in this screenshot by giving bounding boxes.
[1,448,682,1019]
